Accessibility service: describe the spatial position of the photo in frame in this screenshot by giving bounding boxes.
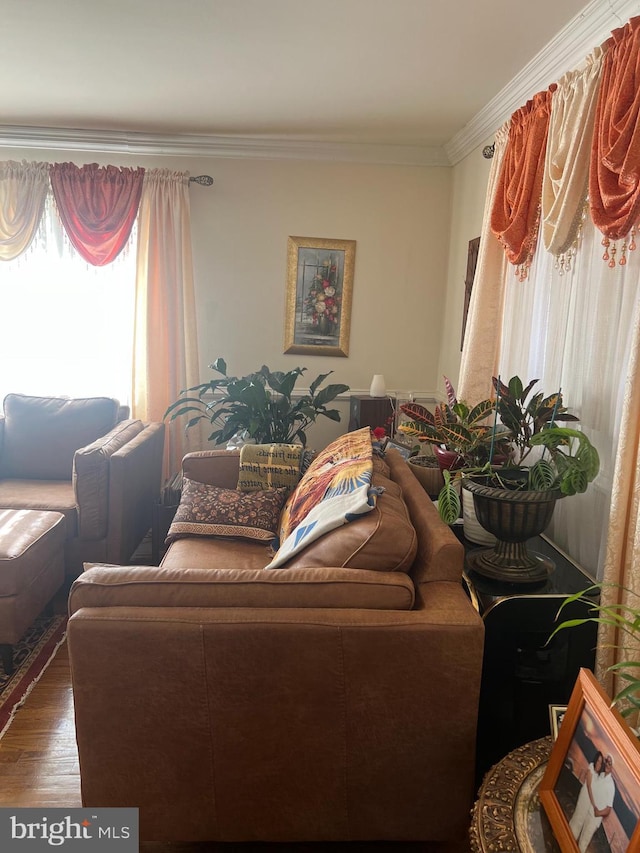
[550,704,569,741]
[384,438,413,460]
[539,669,640,852]
[284,236,355,357]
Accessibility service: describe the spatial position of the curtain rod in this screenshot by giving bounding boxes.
[189,175,213,186]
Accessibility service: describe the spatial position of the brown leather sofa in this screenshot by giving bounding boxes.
[0,393,165,578]
[67,445,484,844]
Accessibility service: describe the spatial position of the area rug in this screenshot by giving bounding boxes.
[0,613,67,740]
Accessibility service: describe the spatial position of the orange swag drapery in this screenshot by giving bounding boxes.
[590,16,640,242]
[490,88,555,276]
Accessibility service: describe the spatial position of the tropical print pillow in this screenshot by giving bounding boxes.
[266,428,377,569]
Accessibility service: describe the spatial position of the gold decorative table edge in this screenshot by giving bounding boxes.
[470,736,552,852]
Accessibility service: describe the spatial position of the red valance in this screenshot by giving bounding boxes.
[49,162,145,266]
[589,17,640,242]
[490,88,555,277]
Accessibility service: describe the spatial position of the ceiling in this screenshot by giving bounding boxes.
[0,0,625,162]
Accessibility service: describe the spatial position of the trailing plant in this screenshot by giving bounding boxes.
[165,358,349,447]
[527,427,600,495]
[550,583,640,723]
[438,469,461,524]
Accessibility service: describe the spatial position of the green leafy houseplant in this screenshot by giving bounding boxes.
[452,376,601,583]
[165,358,349,447]
[434,377,600,524]
[483,375,600,495]
[551,584,640,724]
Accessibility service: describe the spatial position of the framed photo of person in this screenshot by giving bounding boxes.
[539,669,640,852]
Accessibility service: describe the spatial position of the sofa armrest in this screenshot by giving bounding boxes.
[70,564,416,612]
[182,450,240,488]
[74,420,146,539]
[386,449,465,585]
[106,422,165,563]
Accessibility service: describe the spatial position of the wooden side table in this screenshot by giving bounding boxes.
[470,736,560,852]
[348,395,395,434]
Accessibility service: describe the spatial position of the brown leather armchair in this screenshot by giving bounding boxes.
[0,393,165,577]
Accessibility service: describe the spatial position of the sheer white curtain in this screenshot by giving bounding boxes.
[497,221,640,577]
[0,193,136,405]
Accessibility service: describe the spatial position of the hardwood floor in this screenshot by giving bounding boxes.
[0,641,471,852]
[0,643,81,807]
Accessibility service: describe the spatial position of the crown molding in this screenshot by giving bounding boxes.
[445,0,638,165]
[2,1,634,169]
[0,124,449,167]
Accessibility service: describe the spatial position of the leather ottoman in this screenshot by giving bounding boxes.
[0,509,66,674]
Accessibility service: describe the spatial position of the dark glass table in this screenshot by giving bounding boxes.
[460,533,598,783]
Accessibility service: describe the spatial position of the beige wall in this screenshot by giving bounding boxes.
[2,146,452,449]
[437,137,494,395]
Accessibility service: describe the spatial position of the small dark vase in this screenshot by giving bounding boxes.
[433,446,464,473]
[463,476,561,584]
[317,315,334,335]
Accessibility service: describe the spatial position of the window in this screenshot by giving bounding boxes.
[0,195,136,406]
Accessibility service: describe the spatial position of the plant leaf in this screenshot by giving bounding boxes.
[437,471,461,524]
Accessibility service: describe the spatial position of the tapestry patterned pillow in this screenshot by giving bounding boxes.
[236,443,304,492]
[166,477,288,544]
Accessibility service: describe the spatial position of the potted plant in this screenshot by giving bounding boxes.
[397,378,510,539]
[458,376,600,584]
[165,358,349,447]
[405,446,445,500]
[397,377,507,471]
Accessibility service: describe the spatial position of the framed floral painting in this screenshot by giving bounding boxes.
[284,236,356,357]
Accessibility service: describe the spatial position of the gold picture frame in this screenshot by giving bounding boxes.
[539,669,640,852]
[284,235,355,357]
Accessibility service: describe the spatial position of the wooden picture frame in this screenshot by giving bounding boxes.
[284,236,355,357]
[539,669,640,852]
[461,235,479,351]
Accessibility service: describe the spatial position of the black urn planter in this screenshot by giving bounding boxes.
[462,477,561,584]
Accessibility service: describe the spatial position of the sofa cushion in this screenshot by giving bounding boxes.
[166,478,288,544]
[160,534,273,571]
[0,394,119,480]
[71,564,415,612]
[372,454,391,478]
[0,478,78,538]
[279,473,417,573]
[266,428,376,569]
[74,419,145,539]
